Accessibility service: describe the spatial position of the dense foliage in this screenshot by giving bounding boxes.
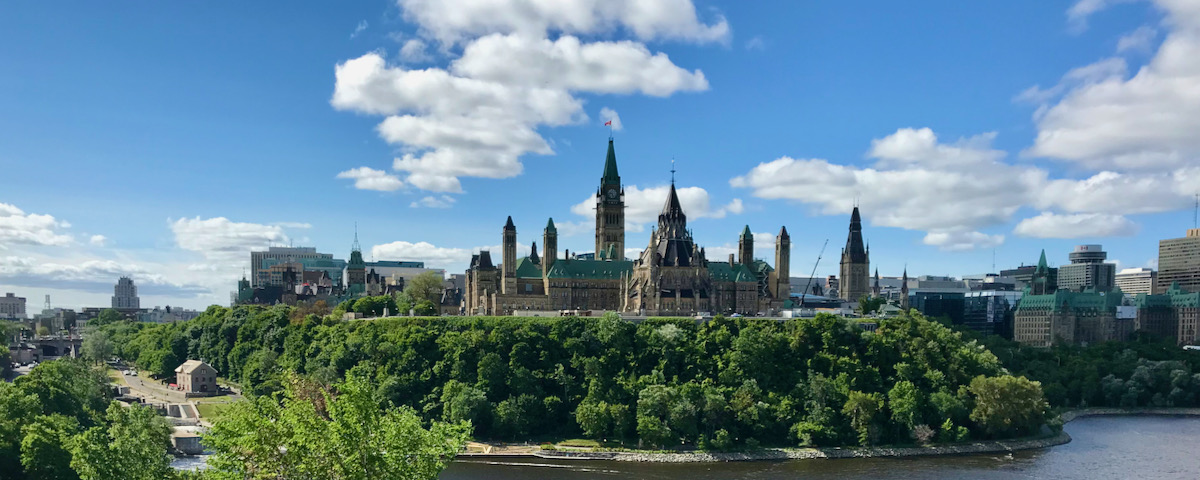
[104,306,1048,448]
[976,332,1200,410]
[201,372,468,480]
[0,359,174,480]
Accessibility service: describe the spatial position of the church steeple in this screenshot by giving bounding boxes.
[839,206,870,301]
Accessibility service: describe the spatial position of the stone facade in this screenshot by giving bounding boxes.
[838,207,870,302]
[174,360,218,395]
[463,139,790,316]
[1134,282,1200,345]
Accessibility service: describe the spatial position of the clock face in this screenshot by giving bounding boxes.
[607,188,618,199]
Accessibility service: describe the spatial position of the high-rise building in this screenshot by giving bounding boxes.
[250,246,339,288]
[1158,229,1200,293]
[838,207,870,302]
[1058,245,1116,292]
[112,276,140,309]
[1116,268,1157,295]
[0,292,26,319]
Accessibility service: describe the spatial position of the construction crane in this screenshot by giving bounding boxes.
[800,239,829,308]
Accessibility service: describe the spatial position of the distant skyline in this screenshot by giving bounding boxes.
[2,1,1198,309]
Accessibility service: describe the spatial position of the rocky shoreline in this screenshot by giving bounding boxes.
[523,408,1200,463]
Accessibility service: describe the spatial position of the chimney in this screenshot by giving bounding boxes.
[729,254,735,264]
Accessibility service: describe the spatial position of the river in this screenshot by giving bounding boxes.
[441,416,1200,479]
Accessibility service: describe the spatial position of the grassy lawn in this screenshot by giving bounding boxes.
[557,439,602,448]
[106,368,127,386]
[195,401,239,422]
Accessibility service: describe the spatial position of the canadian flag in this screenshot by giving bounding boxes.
[604,120,612,126]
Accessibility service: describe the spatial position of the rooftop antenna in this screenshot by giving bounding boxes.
[1194,193,1198,229]
[352,222,361,251]
[992,248,996,274]
[44,295,51,311]
[670,157,676,185]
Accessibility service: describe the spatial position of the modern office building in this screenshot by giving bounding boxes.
[1115,268,1157,295]
[112,276,140,309]
[250,247,339,288]
[1000,264,1057,291]
[963,290,1022,337]
[1158,229,1200,293]
[1057,245,1116,292]
[909,291,964,324]
[0,292,26,319]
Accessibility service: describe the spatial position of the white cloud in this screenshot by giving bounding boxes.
[1014,212,1139,238]
[0,203,73,248]
[732,128,1042,233]
[372,240,472,269]
[89,235,107,246]
[1118,25,1158,52]
[331,0,720,194]
[351,20,369,38]
[1014,57,1128,105]
[745,35,765,51]
[410,195,456,208]
[272,222,313,229]
[399,39,432,63]
[1028,0,1200,170]
[453,34,708,95]
[395,0,730,46]
[1035,169,1198,215]
[922,230,1005,252]
[336,166,405,191]
[1067,0,1139,32]
[171,217,288,263]
[570,184,743,231]
[600,107,623,131]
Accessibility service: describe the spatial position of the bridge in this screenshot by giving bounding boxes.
[11,336,84,361]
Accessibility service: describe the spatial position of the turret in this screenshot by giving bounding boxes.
[502,216,517,294]
[542,218,557,278]
[738,225,754,265]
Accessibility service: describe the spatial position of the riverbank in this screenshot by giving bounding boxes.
[462,407,1200,464]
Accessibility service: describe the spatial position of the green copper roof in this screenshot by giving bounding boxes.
[708,262,756,283]
[751,259,774,275]
[1036,249,1048,273]
[514,256,543,279]
[741,225,753,239]
[545,217,557,234]
[546,258,632,280]
[602,139,619,185]
[1016,289,1123,312]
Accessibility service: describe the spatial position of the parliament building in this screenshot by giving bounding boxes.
[464,139,792,316]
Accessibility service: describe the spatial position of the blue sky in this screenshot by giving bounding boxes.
[1,0,1197,309]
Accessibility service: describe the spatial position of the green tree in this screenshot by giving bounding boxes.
[69,403,173,480]
[856,295,885,315]
[0,382,39,475]
[414,300,439,316]
[968,375,1048,437]
[203,373,469,480]
[21,414,80,480]
[91,309,124,327]
[37,325,51,336]
[842,391,882,446]
[404,271,445,305]
[81,328,113,364]
[440,380,489,428]
[887,380,924,431]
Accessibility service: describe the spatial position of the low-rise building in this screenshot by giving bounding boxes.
[1013,289,1127,347]
[174,360,218,395]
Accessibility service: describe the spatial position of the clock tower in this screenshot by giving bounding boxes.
[595,138,625,259]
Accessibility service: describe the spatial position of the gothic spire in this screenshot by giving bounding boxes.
[843,206,867,262]
[545,217,556,234]
[602,138,620,185]
[504,215,515,231]
[741,225,753,239]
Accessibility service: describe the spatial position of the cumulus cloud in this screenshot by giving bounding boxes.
[331,0,720,193]
[1014,212,1139,238]
[923,231,1005,252]
[0,203,73,248]
[372,240,472,270]
[732,128,1041,234]
[600,107,623,131]
[171,217,289,263]
[395,0,730,46]
[410,195,456,208]
[336,166,405,191]
[570,184,744,232]
[1067,0,1139,32]
[0,255,208,299]
[1028,0,1200,170]
[89,235,107,246]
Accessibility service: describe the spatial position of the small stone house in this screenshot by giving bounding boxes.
[174,360,218,395]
